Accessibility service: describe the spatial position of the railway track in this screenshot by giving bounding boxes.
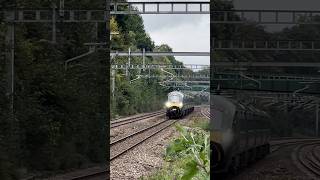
[201,108,210,119]
[293,141,320,178]
[110,111,164,128]
[270,138,320,153]
[69,169,108,180]
[110,118,178,160]
[26,166,109,180]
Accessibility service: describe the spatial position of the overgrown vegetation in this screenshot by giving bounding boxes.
[1,1,106,179]
[146,118,210,180]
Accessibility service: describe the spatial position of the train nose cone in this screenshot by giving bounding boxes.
[211,142,223,167]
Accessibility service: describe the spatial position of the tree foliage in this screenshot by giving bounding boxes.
[0,1,107,179]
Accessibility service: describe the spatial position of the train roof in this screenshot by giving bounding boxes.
[212,95,268,116]
[168,91,184,97]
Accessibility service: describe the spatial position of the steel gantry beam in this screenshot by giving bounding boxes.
[163,81,209,91]
[111,64,209,70]
[134,73,320,82]
[217,90,318,98]
[1,10,108,23]
[165,84,209,89]
[165,80,209,84]
[211,10,320,24]
[213,72,320,82]
[212,79,320,94]
[138,74,210,79]
[217,90,320,108]
[110,51,210,57]
[213,40,320,51]
[111,1,210,14]
[213,62,320,67]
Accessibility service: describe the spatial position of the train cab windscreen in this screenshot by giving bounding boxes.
[211,95,236,131]
[168,91,183,103]
[168,94,182,102]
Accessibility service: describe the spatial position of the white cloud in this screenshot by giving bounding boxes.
[142,14,210,65]
[124,0,210,65]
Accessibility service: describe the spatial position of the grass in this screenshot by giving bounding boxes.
[142,116,210,180]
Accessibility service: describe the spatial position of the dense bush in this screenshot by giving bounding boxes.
[146,123,210,180]
[0,1,107,178]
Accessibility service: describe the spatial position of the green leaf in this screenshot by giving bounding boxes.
[175,124,186,134]
[166,139,186,158]
[181,160,199,180]
[199,150,207,165]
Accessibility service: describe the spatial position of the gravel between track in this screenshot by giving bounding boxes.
[110,114,165,142]
[110,110,200,180]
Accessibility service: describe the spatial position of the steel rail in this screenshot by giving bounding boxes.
[111,119,168,145]
[110,120,177,160]
[111,111,164,128]
[201,108,210,120]
[70,170,108,180]
[112,110,161,122]
[296,142,320,177]
[270,139,320,153]
[29,167,108,180]
[312,145,320,166]
[111,110,163,123]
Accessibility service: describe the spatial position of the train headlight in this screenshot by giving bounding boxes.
[165,102,171,108]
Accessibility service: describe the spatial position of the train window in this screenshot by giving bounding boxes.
[237,111,245,130]
[233,111,239,126]
[211,107,235,130]
[239,111,243,119]
[211,95,236,130]
[211,108,223,130]
[168,94,182,102]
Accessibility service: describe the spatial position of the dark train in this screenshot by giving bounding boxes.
[165,91,194,119]
[211,95,271,174]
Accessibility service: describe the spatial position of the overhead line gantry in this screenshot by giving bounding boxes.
[211,9,320,24]
[111,1,210,14]
[110,51,210,57]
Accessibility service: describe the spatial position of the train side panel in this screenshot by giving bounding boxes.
[211,95,271,173]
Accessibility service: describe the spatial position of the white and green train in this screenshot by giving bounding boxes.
[211,95,271,174]
[165,91,194,119]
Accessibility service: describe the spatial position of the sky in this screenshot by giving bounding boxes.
[142,14,210,65]
[128,0,210,65]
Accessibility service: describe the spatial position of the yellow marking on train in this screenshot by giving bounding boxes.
[211,131,222,143]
